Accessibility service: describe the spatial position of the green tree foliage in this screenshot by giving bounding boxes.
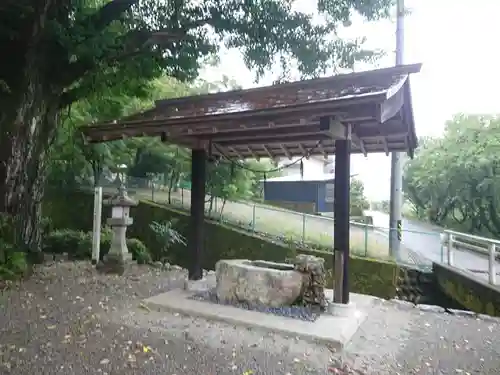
[403,114,500,236]
[47,77,192,187]
[1,0,394,253]
[350,178,370,216]
[206,162,255,214]
[48,73,279,208]
[372,200,390,213]
[245,159,281,201]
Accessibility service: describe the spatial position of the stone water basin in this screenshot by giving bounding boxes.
[215,259,304,308]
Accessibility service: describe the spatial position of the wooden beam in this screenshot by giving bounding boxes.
[355,121,407,138]
[82,90,400,144]
[318,143,328,159]
[351,132,367,157]
[298,144,309,159]
[216,133,330,147]
[212,143,228,158]
[201,125,322,142]
[377,82,406,123]
[247,146,259,161]
[81,104,405,145]
[280,144,292,159]
[382,137,389,155]
[216,141,410,160]
[262,145,274,159]
[227,146,243,159]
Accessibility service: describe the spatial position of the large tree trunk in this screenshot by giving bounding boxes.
[0,43,59,260]
[0,0,62,262]
[0,98,58,260]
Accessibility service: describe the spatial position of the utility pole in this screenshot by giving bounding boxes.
[389,0,405,259]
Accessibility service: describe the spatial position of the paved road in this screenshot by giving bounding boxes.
[366,210,500,278]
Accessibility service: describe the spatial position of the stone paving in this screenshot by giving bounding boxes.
[1,261,500,374]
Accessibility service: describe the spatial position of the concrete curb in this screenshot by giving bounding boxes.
[144,289,374,350]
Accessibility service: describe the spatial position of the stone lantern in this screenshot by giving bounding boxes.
[99,184,138,274]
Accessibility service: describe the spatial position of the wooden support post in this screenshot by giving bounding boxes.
[189,148,206,280]
[333,127,352,305]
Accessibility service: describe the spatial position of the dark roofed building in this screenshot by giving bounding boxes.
[262,173,335,214]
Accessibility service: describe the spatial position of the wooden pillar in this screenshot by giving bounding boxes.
[189,148,206,280]
[333,134,351,304]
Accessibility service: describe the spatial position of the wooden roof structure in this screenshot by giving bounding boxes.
[81,63,422,160]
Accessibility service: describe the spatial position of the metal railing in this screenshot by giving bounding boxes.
[441,229,499,285]
[93,180,438,266]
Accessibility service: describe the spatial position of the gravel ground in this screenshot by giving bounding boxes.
[344,300,500,375]
[1,261,500,375]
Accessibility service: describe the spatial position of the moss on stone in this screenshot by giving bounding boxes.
[434,263,500,316]
[44,188,403,299]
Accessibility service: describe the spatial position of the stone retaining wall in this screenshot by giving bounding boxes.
[434,262,500,316]
[43,189,448,303]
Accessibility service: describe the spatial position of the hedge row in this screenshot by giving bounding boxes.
[43,227,151,264]
[43,188,399,299]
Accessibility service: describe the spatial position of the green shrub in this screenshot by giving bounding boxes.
[42,227,152,264]
[350,206,364,217]
[127,238,151,264]
[149,220,186,263]
[44,188,96,232]
[0,249,28,280]
[43,229,91,259]
[99,226,113,259]
[40,216,53,238]
[0,213,16,248]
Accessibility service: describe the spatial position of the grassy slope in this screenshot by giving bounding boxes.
[114,186,391,259]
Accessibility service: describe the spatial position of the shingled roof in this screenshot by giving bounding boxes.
[81,63,422,159]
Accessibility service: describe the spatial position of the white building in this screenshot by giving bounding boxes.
[276,155,334,177]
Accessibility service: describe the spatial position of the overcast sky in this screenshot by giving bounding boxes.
[200,0,500,200]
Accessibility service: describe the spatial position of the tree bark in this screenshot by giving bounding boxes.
[167,168,176,204]
[0,98,58,260]
[0,0,63,262]
[208,196,214,214]
[220,198,227,220]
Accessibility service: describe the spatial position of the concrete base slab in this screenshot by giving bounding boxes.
[326,301,357,317]
[324,290,364,318]
[183,275,215,292]
[143,288,377,350]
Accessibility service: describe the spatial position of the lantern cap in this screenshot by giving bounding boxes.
[105,184,138,207]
